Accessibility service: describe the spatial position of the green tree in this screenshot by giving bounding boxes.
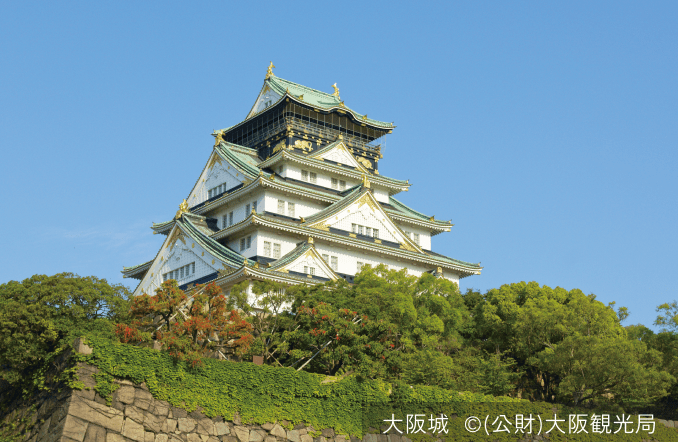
[655,301,678,332]
[0,273,130,388]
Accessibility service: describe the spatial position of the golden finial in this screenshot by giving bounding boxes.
[339,101,345,107]
[308,237,314,244]
[258,170,263,176]
[429,216,435,221]
[243,259,248,266]
[265,61,275,80]
[331,83,340,99]
[251,207,256,214]
[254,262,260,269]
[362,175,370,188]
[437,267,443,274]
[214,131,225,147]
[300,216,305,223]
[298,94,304,101]
[337,133,343,140]
[175,199,189,219]
[362,114,367,120]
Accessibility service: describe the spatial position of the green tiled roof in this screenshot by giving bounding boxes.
[151,219,175,233]
[266,76,394,129]
[389,197,451,226]
[178,215,254,268]
[215,142,266,178]
[253,213,482,272]
[267,241,313,271]
[302,186,364,226]
[122,260,152,272]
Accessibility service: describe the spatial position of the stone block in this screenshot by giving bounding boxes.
[187,435,202,442]
[207,438,221,442]
[62,414,89,441]
[83,424,106,442]
[161,419,178,433]
[189,408,206,420]
[264,437,276,442]
[334,436,346,442]
[145,431,155,442]
[293,424,305,431]
[270,425,286,438]
[107,434,126,442]
[234,426,250,442]
[134,390,154,411]
[197,418,215,435]
[249,430,265,442]
[321,430,334,439]
[178,418,197,433]
[215,421,230,436]
[68,396,124,433]
[115,386,136,405]
[155,435,169,442]
[144,412,165,433]
[171,407,188,419]
[261,423,274,431]
[123,417,146,442]
[73,388,96,402]
[300,435,313,442]
[125,405,145,424]
[73,338,93,355]
[151,400,170,418]
[221,437,238,442]
[386,435,400,442]
[286,430,300,442]
[362,435,376,442]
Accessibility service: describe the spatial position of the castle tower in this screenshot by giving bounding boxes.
[122,64,481,296]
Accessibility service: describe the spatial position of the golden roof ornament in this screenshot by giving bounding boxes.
[175,199,189,219]
[437,267,443,275]
[300,216,305,223]
[362,175,370,188]
[331,83,340,99]
[308,237,314,244]
[265,61,275,80]
[214,131,225,147]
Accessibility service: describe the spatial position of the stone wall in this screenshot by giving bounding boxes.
[2,344,677,442]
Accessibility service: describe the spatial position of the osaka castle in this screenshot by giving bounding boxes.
[122,63,481,297]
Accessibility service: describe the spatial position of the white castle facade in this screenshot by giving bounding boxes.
[123,64,481,296]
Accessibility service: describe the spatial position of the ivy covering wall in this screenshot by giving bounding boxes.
[77,336,678,441]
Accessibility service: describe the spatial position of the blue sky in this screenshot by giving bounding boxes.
[1,1,676,329]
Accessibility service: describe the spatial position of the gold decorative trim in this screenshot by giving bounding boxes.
[331,83,340,99]
[374,239,382,244]
[265,61,275,80]
[175,199,189,219]
[349,233,356,238]
[399,242,417,252]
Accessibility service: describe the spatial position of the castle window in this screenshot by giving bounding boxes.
[331,256,338,271]
[240,238,246,251]
[229,211,234,226]
[222,215,227,229]
[322,254,329,262]
[309,172,317,184]
[273,243,281,259]
[278,200,285,215]
[264,241,271,257]
[288,202,295,218]
[373,229,379,239]
[246,236,252,249]
[246,203,250,214]
[278,165,283,174]
[339,180,346,190]
[331,178,338,189]
[366,227,372,237]
[414,233,420,245]
[301,170,309,181]
[357,261,363,273]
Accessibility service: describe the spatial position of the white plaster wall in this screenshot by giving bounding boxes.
[135,235,219,296]
[286,255,334,279]
[284,164,356,193]
[256,231,301,259]
[372,187,389,204]
[252,88,282,115]
[263,190,327,219]
[330,208,401,243]
[227,231,259,258]
[209,191,263,229]
[395,224,432,250]
[251,229,457,283]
